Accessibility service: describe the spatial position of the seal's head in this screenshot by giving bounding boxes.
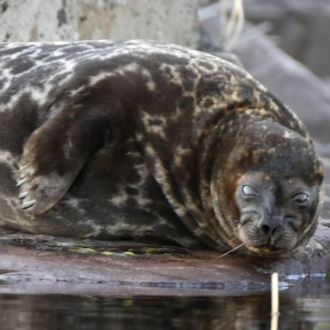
[212,119,323,257]
[235,171,321,256]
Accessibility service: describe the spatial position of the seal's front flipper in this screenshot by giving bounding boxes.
[17,107,112,216]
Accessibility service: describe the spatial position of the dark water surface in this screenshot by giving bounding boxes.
[1,275,330,330]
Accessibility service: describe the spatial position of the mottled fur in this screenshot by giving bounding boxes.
[0,40,323,255]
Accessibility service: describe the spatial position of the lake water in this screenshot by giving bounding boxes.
[1,274,330,330]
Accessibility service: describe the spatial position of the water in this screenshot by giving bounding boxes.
[1,275,330,330]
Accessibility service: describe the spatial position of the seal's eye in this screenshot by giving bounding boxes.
[242,184,258,197]
[291,192,310,207]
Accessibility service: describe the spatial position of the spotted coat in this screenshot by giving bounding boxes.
[0,40,322,251]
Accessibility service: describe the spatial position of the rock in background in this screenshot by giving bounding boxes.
[0,0,199,48]
[199,0,330,143]
[232,29,330,144]
[243,0,330,80]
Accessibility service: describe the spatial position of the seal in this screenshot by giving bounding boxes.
[0,40,324,257]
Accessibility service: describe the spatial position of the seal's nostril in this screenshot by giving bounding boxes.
[271,227,278,236]
[261,224,270,235]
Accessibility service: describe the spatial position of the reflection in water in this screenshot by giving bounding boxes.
[0,289,328,330]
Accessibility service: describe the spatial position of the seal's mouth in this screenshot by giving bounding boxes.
[245,244,285,255]
[255,244,280,252]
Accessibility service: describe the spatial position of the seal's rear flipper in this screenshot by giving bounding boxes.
[17,107,112,217]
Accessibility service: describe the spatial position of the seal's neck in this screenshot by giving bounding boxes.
[197,114,257,245]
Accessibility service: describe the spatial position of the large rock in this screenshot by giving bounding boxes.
[198,2,224,47]
[0,0,199,47]
[232,29,330,143]
[243,0,330,79]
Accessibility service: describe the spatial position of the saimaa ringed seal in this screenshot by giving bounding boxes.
[0,40,324,257]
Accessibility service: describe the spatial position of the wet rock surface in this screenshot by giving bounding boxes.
[0,237,269,296]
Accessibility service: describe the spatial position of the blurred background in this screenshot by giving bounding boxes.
[1,0,329,145]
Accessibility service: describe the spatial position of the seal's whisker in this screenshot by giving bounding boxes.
[217,243,245,259]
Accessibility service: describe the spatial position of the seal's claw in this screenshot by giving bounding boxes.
[21,199,36,209]
[16,161,40,213]
[19,164,29,171]
[16,154,73,216]
[16,170,60,216]
[16,177,27,187]
[18,191,29,199]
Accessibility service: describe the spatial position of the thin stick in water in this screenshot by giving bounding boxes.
[271,272,279,330]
